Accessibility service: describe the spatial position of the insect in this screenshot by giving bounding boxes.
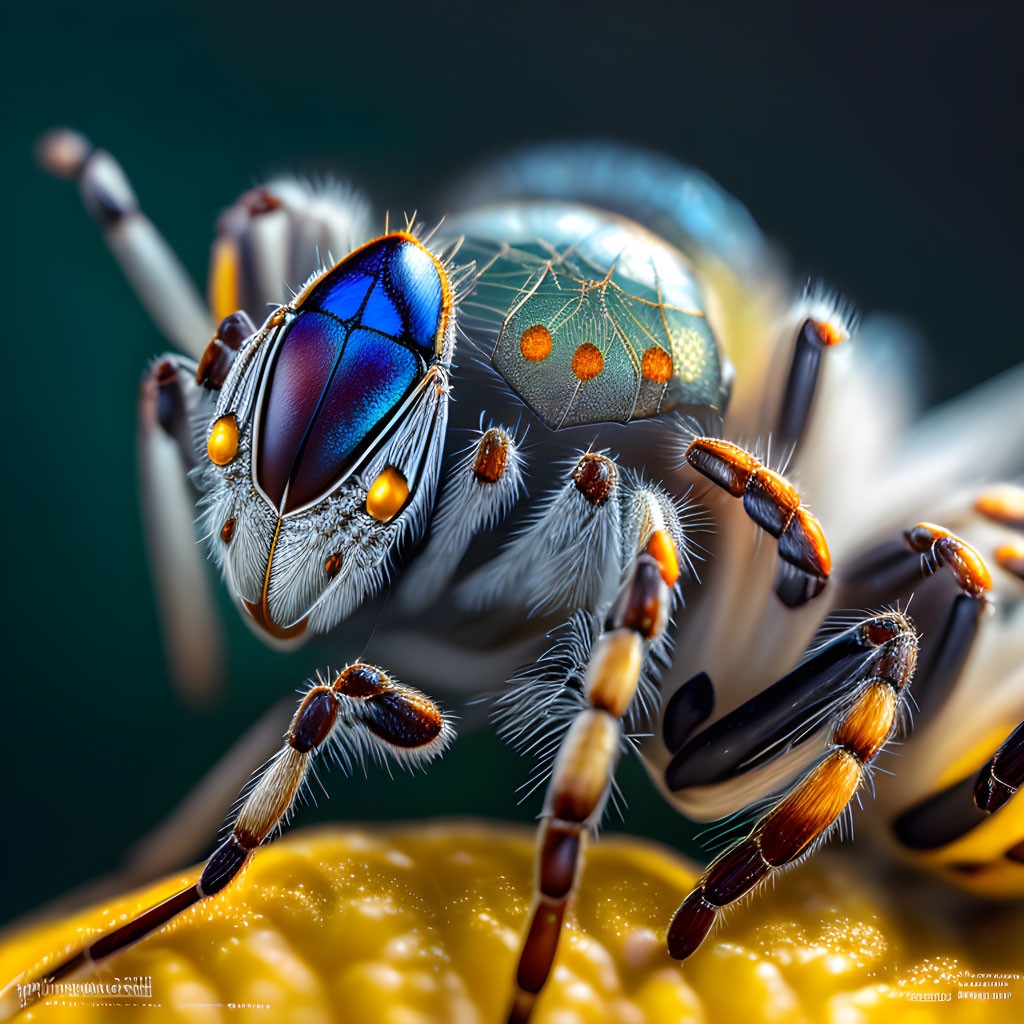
[12,129,1024,1022]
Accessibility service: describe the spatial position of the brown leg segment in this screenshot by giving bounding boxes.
[667,612,918,960]
[685,437,831,605]
[13,665,450,1011]
[507,554,671,1024]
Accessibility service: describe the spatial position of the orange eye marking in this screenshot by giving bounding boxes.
[641,346,673,383]
[647,529,680,587]
[366,466,409,522]
[833,681,898,762]
[995,544,1024,581]
[905,521,992,597]
[324,552,343,578]
[207,414,239,465]
[811,318,844,347]
[520,324,553,361]
[571,343,604,381]
[220,518,236,544]
[975,485,1024,528]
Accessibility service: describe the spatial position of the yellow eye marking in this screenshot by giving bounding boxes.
[207,414,239,466]
[366,466,409,522]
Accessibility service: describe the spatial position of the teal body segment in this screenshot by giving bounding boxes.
[453,203,725,429]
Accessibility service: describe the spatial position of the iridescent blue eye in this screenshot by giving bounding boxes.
[255,235,445,513]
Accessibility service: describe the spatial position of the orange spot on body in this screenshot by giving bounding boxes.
[220,518,236,544]
[207,414,239,466]
[324,552,342,578]
[571,343,604,381]
[647,529,680,587]
[641,347,673,383]
[520,324,553,361]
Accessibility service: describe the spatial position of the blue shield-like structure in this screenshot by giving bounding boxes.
[255,234,444,513]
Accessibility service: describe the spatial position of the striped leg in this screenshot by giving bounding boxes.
[667,613,919,959]
[15,665,452,1008]
[507,551,673,1024]
[684,436,831,606]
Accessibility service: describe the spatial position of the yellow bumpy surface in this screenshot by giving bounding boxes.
[2,823,1022,1023]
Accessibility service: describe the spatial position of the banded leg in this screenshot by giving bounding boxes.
[684,436,831,606]
[843,520,993,723]
[667,611,918,959]
[37,128,213,358]
[507,534,676,1023]
[14,665,451,1007]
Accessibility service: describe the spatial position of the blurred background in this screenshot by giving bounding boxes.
[0,0,1021,924]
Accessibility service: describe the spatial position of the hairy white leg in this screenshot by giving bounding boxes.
[138,354,225,705]
[457,451,625,616]
[399,423,526,613]
[502,482,684,1024]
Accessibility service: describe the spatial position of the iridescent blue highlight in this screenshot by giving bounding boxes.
[256,235,444,511]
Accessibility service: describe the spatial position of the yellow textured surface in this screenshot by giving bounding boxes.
[2,824,1022,1023]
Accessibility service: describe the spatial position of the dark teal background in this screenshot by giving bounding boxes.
[1,0,1020,924]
